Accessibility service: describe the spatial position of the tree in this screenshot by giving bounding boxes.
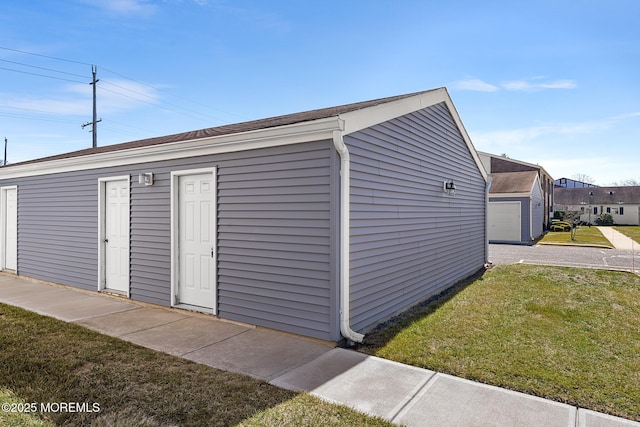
[611,178,640,186]
[571,173,595,185]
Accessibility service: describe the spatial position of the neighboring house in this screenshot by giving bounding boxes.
[554,186,640,226]
[478,152,554,229]
[0,88,489,343]
[486,171,544,243]
[554,177,597,188]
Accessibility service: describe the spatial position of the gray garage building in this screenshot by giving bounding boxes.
[0,88,488,342]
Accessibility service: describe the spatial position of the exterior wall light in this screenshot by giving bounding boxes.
[138,172,154,186]
[443,180,456,196]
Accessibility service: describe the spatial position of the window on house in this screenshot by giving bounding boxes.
[620,207,624,215]
[606,207,611,214]
[593,207,598,214]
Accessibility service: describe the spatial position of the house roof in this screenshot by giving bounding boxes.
[0,87,487,183]
[6,89,439,168]
[478,151,554,180]
[554,186,640,205]
[489,171,539,194]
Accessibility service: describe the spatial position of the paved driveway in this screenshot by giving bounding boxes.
[489,243,640,274]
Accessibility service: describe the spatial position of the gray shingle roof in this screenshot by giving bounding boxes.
[6,88,441,168]
[555,186,640,205]
[489,171,538,194]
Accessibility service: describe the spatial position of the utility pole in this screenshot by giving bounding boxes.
[3,137,6,166]
[82,65,101,148]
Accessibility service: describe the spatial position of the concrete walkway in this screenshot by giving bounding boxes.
[1,274,639,427]
[598,227,639,251]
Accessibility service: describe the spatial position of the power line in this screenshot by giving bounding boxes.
[100,66,248,121]
[1,46,245,122]
[0,111,81,124]
[0,58,86,79]
[0,45,254,145]
[99,85,219,123]
[0,105,85,118]
[0,66,86,84]
[0,46,91,66]
[100,79,227,123]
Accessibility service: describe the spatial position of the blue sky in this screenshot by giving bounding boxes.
[1,0,638,184]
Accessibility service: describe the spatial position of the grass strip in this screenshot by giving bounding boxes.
[360,265,640,422]
[0,304,392,427]
[539,226,612,246]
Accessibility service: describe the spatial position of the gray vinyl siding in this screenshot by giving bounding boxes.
[489,196,530,242]
[7,171,99,289]
[1,140,338,341]
[131,140,338,340]
[346,103,486,331]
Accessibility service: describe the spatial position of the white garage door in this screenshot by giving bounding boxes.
[488,201,521,242]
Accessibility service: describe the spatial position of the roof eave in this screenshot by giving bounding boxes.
[341,88,488,183]
[0,116,344,180]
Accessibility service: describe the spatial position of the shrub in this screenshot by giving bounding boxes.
[595,213,614,225]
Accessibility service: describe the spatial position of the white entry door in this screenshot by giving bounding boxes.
[176,171,216,310]
[2,187,17,271]
[104,179,130,294]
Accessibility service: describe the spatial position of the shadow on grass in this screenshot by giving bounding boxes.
[357,267,487,354]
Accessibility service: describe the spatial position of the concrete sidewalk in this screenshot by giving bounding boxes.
[1,274,639,427]
[598,227,639,251]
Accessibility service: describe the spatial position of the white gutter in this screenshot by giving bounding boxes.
[332,129,365,343]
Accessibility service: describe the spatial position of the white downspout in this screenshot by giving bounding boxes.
[529,195,534,241]
[485,176,492,264]
[332,129,365,343]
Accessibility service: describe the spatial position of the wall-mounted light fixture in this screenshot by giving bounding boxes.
[443,180,456,196]
[138,172,154,186]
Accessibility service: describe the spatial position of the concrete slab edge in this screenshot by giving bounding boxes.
[389,371,438,423]
[577,408,640,426]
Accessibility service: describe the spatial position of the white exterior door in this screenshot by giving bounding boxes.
[488,201,521,242]
[104,179,129,293]
[2,187,17,271]
[177,172,216,310]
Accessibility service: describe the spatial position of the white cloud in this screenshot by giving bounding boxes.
[3,80,160,117]
[471,113,637,149]
[451,77,577,92]
[80,0,157,17]
[502,79,577,91]
[450,78,499,92]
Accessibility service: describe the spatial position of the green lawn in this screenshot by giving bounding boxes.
[0,304,392,427]
[614,226,640,245]
[538,225,612,247]
[360,265,640,422]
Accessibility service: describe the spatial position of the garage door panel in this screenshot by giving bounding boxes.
[488,202,521,241]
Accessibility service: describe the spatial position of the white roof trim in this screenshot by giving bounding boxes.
[477,150,554,180]
[341,88,488,182]
[0,117,343,179]
[0,88,487,182]
[489,193,532,198]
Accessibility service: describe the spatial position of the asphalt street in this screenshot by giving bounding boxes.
[489,243,640,274]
